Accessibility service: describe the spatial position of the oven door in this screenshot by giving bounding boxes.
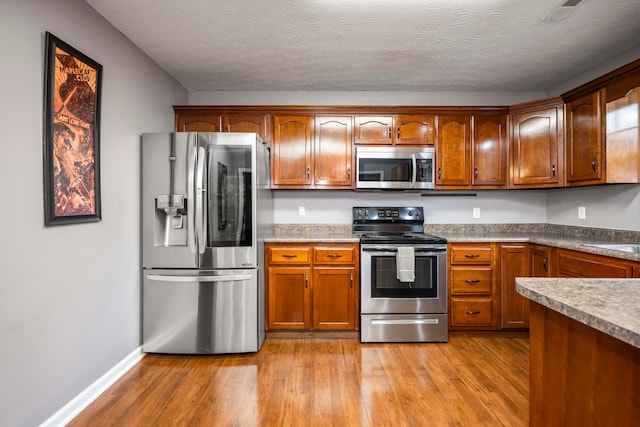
[361,245,447,314]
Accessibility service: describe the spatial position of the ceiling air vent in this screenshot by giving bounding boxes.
[541,0,584,22]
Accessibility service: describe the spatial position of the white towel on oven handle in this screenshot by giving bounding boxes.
[396,246,415,283]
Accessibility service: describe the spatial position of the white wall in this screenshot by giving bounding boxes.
[0,1,187,426]
[189,90,545,106]
[273,190,547,224]
[546,184,640,231]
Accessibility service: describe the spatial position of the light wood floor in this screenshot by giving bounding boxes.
[68,332,529,427]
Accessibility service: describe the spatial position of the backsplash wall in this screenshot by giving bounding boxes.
[272,190,547,224]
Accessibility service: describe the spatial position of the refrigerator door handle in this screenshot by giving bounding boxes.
[195,146,206,255]
[187,145,197,254]
[146,274,253,282]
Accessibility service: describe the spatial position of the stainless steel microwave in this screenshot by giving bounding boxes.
[356,146,435,190]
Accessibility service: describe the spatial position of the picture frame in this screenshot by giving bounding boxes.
[43,32,102,226]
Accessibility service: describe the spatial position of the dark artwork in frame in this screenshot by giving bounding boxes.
[43,32,102,226]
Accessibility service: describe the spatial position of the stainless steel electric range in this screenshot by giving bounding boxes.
[353,207,448,343]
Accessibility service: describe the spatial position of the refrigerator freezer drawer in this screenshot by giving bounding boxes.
[143,269,259,354]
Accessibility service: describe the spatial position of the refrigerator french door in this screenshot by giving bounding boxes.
[141,132,271,354]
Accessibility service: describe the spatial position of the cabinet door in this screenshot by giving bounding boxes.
[606,85,640,183]
[473,115,507,188]
[556,249,634,278]
[314,116,353,187]
[354,116,393,145]
[566,91,604,185]
[267,266,311,330]
[395,115,435,145]
[436,115,471,188]
[312,267,356,330]
[500,244,530,329]
[222,114,270,146]
[510,105,562,187]
[175,113,221,132]
[635,265,640,278]
[530,245,552,277]
[272,116,313,187]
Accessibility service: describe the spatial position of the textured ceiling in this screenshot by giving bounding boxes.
[85,0,640,92]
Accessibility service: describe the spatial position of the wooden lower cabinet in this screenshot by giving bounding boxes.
[266,243,359,331]
[555,248,635,278]
[500,244,531,329]
[448,243,499,330]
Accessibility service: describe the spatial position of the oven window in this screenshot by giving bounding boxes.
[358,158,412,182]
[370,254,438,298]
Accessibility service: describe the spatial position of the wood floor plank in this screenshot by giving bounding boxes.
[68,333,528,427]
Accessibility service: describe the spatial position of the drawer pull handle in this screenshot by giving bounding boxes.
[464,253,480,258]
[305,273,309,288]
[282,254,298,258]
[327,254,342,258]
[349,273,353,288]
[465,310,481,315]
[464,279,480,283]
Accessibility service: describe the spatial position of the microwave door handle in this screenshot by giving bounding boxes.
[411,154,417,187]
[195,147,206,255]
[187,146,197,254]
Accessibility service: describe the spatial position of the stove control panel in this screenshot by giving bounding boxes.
[353,207,423,222]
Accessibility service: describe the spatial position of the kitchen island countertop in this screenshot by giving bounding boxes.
[516,277,640,349]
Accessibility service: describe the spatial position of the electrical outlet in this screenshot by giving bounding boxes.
[473,207,481,219]
[298,206,306,218]
[578,206,586,220]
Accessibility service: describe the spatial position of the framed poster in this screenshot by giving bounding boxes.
[43,32,102,226]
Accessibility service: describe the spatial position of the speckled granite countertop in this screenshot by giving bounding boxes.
[425,224,640,262]
[265,223,640,261]
[264,224,359,243]
[516,278,640,349]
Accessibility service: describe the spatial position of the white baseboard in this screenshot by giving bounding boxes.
[40,347,145,427]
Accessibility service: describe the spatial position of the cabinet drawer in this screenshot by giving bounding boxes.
[450,267,492,294]
[268,247,311,264]
[450,247,492,264]
[314,247,355,264]
[450,298,494,327]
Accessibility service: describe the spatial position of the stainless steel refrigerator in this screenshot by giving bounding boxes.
[141,132,272,354]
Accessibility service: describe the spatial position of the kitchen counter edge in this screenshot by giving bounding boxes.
[516,277,640,349]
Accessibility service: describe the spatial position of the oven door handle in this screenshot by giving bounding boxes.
[371,319,440,325]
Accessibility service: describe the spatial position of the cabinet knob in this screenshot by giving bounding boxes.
[552,164,556,177]
[543,256,548,271]
[474,167,478,180]
[347,166,351,179]
[305,273,309,288]
[438,167,442,180]
[397,127,401,139]
[388,126,392,138]
[592,157,597,173]
[306,167,310,179]
[350,273,353,288]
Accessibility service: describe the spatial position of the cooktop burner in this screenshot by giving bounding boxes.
[352,207,447,245]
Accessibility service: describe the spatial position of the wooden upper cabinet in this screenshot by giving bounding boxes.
[473,114,508,188]
[176,112,221,132]
[354,115,435,145]
[436,115,472,188]
[395,115,435,145]
[354,116,393,145]
[605,81,640,184]
[509,98,564,188]
[222,114,271,146]
[272,115,313,187]
[314,116,353,187]
[565,90,605,185]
